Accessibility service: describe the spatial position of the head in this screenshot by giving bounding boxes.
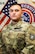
[9,3,22,22]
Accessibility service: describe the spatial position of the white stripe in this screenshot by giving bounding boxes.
[0,13,5,20]
[9,20,12,24]
[0,16,9,30]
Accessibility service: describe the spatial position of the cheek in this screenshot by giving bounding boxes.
[9,12,13,17]
[16,12,22,17]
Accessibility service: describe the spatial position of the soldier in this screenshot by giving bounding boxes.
[0,2,35,54]
[21,24,35,54]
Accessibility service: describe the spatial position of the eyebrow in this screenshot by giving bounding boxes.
[9,9,20,10]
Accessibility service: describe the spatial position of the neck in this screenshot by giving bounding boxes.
[12,18,22,25]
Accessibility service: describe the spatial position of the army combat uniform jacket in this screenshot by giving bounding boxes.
[0,21,35,54]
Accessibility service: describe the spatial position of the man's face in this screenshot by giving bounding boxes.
[9,5,22,21]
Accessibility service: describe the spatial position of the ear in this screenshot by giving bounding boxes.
[21,8,23,14]
[21,9,23,16]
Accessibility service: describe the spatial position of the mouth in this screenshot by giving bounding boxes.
[12,16,16,17]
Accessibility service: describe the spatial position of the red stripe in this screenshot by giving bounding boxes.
[34,17,35,22]
[0,11,2,14]
[0,18,9,31]
[0,18,10,31]
[0,15,6,24]
[5,18,11,25]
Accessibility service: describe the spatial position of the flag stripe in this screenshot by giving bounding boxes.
[0,11,2,14]
[0,13,5,20]
[5,18,11,25]
[0,16,9,30]
[0,15,6,24]
[34,17,35,22]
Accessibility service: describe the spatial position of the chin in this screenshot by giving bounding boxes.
[11,18,18,20]
[11,18,17,20]
[12,19,17,21]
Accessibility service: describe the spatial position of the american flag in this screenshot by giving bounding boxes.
[0,0,17,31]
[0,0,35,31]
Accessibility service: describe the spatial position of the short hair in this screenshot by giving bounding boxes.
[10,2,22,8]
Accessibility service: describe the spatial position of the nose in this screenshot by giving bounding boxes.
[13,10,16,14]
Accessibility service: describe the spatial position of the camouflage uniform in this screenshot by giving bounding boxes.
[0,32,7,54]
[21,25,35,54]
[0,20,35,54]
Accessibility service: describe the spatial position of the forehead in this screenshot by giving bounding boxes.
[9,5,22,10]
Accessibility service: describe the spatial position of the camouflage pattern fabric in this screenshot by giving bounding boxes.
[0,21,35,54]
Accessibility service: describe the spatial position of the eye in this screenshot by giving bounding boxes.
[15,9,19,12]
[9,9,13,12]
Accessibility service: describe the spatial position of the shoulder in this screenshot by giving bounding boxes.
[2,21,12,32]
[21,21,30,28]
[25,22,35,34]
[2,20,12,32]
[2,24,10,35]
[2,25,8,32]
[18,21,30,31]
